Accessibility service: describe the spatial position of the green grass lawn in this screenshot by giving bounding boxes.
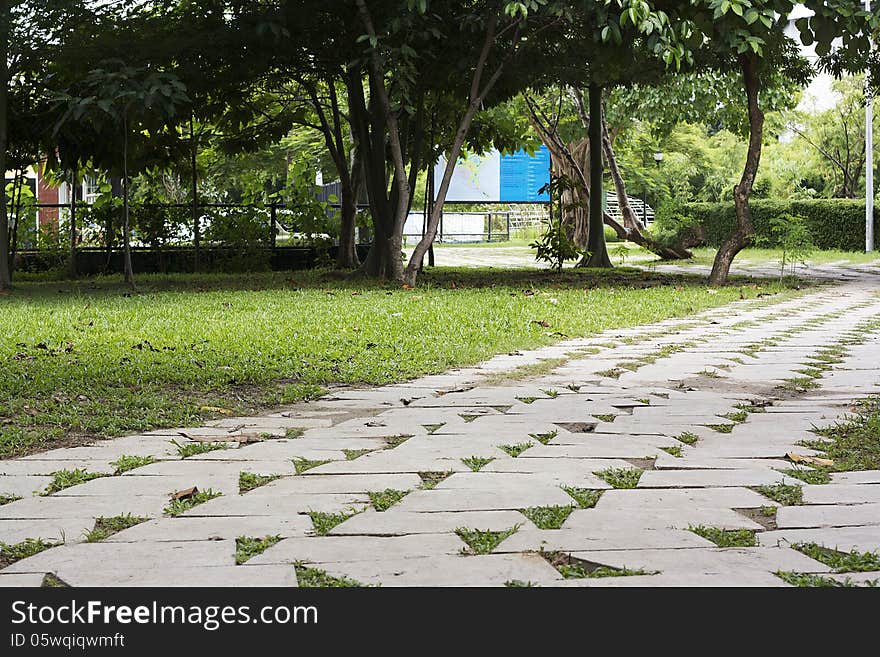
[0,267,798,457]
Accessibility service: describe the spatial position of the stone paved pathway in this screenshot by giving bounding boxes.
[408,243,880,281]
[2,270,879,587]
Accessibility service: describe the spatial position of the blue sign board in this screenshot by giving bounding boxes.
[500,146,551,202]
[438,145,551,203]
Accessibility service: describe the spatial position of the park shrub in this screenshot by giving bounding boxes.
[756,213,815,278]
[130,204,190,248]
[202,206,273,271]
[654,199,879,251]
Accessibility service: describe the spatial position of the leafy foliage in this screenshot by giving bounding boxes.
[659,200,879,252]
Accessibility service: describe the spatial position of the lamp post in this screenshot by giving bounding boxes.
[641,153,648,225]
[647,152,664,225]
[868,0,875,253]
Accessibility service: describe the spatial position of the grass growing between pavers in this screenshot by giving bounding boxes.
[0,494,23,505]
[561,487,603,509]
[342,449,373,461]
[368,489,409,512]
[307,509,362,536]
[456,526,520,555]
[676,431,700,445]
[519,505,574,529]
[542,552,657,579]
[294,562,364,587]
[172,439,229,459]
[792,543,880,573]
[239,472,282,494]
[0,269,797,458]
[483,359,570,387]
[689,526,757,548]
[499,442,533,458]
[84,514,148,542]
[754,483,803,506]
[706,423,735,434]
[801,397,880,473]
[529,430,558,445]
[41,573,69,587]
[383,434,413,449]
[292,457,331,474]
[776,571,866,588]
[235,535,282,564]
[111,455,156,474]
[462,456,494,472]
[594,467,643,489]
[163,489,221,517]
[779,468,832,485]
[42,469,106,495]
[0,538,58,568]
[418,471,453,490]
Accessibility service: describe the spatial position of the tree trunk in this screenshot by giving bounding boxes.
[582,83,612,268]
[334,139,362,270]
[359,212,402,279]
[601,122,692,260]
[709,53,763,285]
[402,13,510,286]
[552,140,590,249]
[7,171,20,280]
[106,177,122,271]
[336,182,360,269]
[190,116,200,273]
[122,120,135,288]
[68,164,77,278]
[346,56,405,281]
[0,2,10,291]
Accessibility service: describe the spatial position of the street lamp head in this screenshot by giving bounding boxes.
[653,151,664,165]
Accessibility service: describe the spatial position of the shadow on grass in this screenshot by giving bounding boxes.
[10,265,799,299]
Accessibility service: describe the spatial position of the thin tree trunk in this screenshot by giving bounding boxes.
[190,115,200,273]
[305,78,360,270]
[8,170,21,279]
[122,118,135,288]
[68,164,77,278]
[709,53,763,285]
[403,13,514,286]
[0,1,9,291]
[336,173,360,269]
[582,83,612,268]
[601,121,692,260]
[106,177,121,271]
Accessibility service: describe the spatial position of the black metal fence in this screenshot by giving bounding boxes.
[13,201,346,274]
[31,201,326,249]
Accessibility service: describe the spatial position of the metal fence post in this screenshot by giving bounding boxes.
[270,204,277,248]
[487,212,492,242]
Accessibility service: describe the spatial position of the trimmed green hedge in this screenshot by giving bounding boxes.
[662,199,879,251]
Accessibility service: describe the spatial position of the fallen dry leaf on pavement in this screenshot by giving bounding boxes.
[787,452,835,467]
[170,487,198,501]
[199,406,235,415]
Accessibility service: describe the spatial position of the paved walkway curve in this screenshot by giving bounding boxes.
[2,270,879,587]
